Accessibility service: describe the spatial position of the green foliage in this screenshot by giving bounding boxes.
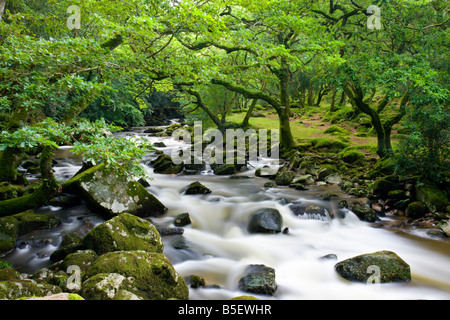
[395,104,450,183]
[0,259,13,269]
[72,135,153,180]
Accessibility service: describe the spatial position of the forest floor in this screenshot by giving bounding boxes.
[226,102,405,158]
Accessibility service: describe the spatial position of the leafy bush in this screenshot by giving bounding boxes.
[395,104,449,184]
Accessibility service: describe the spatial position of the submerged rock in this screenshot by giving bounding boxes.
[247,208,283,234]
[238,264,277,296]
[63,164,167,219]
[82,250,189,300]
[289,204,329,221]
[82,213,164,255]
[335,250,411,283]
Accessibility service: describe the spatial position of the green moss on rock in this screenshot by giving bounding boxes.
[83,250,189,300]
[415,182,448,213]
[335,250,411,283]
[83,213,164,255]
[0,280,62,300]
[63,164,167,219]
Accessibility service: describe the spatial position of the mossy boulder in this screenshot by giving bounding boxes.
[338,148,365,164]
[83,250,189,300]
[63,164,167,219]
[0,280,62,300]
[0,216,20,255]
[335,250,411,283]
[405,201,428,219]
[350,202,377,222]
[324,125,351,136]
[275,171,295,186]
[415,182,448,213]
[371,176,401,198]
[62,250,99,272]
[83,213,164,255]
[213,164,236,175]
[151,153,184,174]
[13,210,60,234]
[182,181,211,195]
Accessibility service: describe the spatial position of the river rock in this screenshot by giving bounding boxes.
[0,280,62,300]
[61,249,99,272]
[371,176,401,198]
[174,212,191,227]
[238,264,277,296]
[335,250,411,283]
[350,202,378,222]
[289,203,329,220]
[63,163,167,219]
[82,213,164,255]
[247,208,283,234]
[415,181,448,213]
[182,181,212,195]
[275,171,295,186]
[213,164,236,175]
[438,220,450,237]
[82,250,189,300]
[405,201,428,219]
[151,154,184,174]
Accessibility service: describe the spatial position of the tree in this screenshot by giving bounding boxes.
[313,0,449,157]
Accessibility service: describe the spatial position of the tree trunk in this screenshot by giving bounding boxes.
[0,0,6,22]
[0,147,23,183]
[330,87,337,112]
[345,86,389,157]
[241,99,258,128]
[278,63,295,149]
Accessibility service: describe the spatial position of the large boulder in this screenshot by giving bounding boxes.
[371,176,401,198]
[405,201,428,219]
[0,280,62,300]
[82,213,164,255]
[238,264,277,296]
[335,250,411,283]
[82,250,189,300]
[248,208,283,234]
[63,164,167,219]
[415,182,448,213]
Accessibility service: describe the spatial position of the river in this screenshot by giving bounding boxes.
[5,124,450,300]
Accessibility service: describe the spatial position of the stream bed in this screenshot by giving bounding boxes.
[4,125,450,300]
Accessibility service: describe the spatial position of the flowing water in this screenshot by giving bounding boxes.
[4,125,450,300]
